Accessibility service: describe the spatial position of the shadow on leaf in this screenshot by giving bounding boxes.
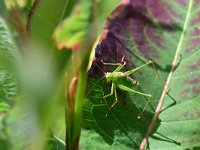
[82,77,161,148]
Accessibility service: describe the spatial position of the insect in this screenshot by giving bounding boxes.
[97,56,162,118]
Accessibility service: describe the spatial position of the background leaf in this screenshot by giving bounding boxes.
[83,0,200,149]
[28,1,76,144]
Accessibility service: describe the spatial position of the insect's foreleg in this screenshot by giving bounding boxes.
[109,87,118,109]
[117,84,152,118]
[101,60,122,66]
[103,83,119,110]
[103,83,114,98]
[101,58,126,72]
[150,61,169,91]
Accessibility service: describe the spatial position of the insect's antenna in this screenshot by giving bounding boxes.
[87,58,107,95]
[87,76,106,95]
[151,61,167,90]
[95,62,106,76]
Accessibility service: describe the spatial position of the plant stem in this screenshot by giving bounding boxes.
[72,50,90,149]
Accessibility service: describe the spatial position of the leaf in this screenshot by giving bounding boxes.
[83,0,200,149]
[0,1,73,149]
[30,0,74,72]
[95,0,121,34]
[4,46,65,150]
[47,136,66,150]
[0,15,18,150]
[0,16,17,105]
[0,102,9,113]
[53,0,119,51]
[53,0,97,50]
[4,0,26,10]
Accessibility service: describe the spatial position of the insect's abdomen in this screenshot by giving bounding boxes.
[113,75,138,88]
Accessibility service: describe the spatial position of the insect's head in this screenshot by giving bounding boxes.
[105,72,113,82]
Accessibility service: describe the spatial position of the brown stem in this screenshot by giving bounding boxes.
[66,75,78,150]
[26,0,40,36]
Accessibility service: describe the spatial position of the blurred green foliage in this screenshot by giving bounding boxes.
[4,0,27,10]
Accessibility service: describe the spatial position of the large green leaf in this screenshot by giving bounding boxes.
[82,0,200,149]
[30,0,74,72]
[26,0,76,144]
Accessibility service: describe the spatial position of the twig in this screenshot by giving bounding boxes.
[26,0,40,35]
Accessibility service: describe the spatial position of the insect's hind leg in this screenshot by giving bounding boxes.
[143,60,170,93]
[103,84,119,109]
[117,84,152,118]
[125,60,169,92]
[102,84,119,112]
[108,87,118,110]
[103,83,114,98]
[137,96,152,119]
[150,61,166,87]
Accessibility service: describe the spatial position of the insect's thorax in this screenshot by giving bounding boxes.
[105,72,138,87]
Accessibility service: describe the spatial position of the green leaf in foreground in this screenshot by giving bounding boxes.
[0,14,18,150]
[53,0,97,50]
[0,16,17,105]
[53,1,98,149]
[4,46,66,150]
[30,0,73,72]
[82,0,200,149]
